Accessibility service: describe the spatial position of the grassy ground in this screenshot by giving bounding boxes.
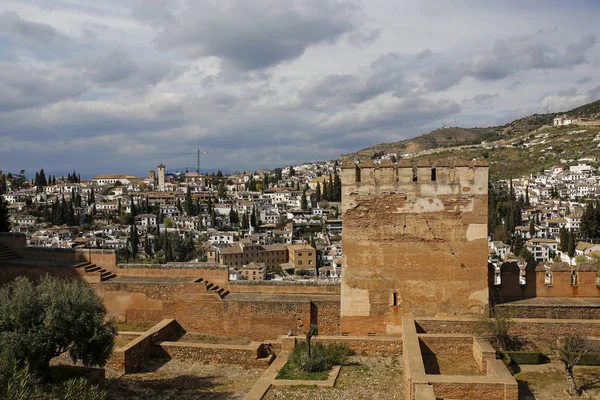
[263,356,404,400]
[114,334,139,348]
[276,362,330,380]
[106,358,265,400]
[515,362,600,399]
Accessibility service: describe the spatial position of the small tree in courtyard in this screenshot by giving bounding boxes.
[477,309,520,351]
[553,334,591,396]
[0,276,116,378]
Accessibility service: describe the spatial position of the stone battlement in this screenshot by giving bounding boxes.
[340,159,488,213]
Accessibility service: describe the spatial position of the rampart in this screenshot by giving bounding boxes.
[340,159,489,335]
[0,232,26,256]
[23,247,117,272]
[228,280,341,295]
[116,263,229,287]
[108,318,185,373]
[93,281,341,340]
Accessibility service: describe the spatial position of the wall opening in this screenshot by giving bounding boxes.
[494,271,501,285]
[431,168,437,181]
[468,166,475,181]
[545,272,552,286]
[392,291,398,306]
[412,167,418,182]
[355,165,361,183]
[571,270,578,286]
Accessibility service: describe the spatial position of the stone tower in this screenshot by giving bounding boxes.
[157,164,166,191]
[340,159,489,335]
[149,170,156,184]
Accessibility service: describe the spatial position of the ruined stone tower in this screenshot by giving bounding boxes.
[340,158,489,335]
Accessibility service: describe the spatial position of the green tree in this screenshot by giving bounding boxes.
[559,227,569,252]
[301,188,308,211]
[88,188,95,206]
[0,196,10,232]
[0,276,116,378]
[130,225,139,260]
[184,187,193,216]
[528,219,535,237]
[580,202,598,240]
[315,182,321,202]
[525,186,530,206]
[567,229,576,263]
[289,166,295,177]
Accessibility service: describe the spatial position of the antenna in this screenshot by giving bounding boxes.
[168,148,209,174]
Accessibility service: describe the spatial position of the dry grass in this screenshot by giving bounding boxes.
[263,356,405,400]
[515,362,600,399]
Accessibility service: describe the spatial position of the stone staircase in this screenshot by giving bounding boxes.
[0,242,21,263]
[73,261,116,282]
[196,277,230,299]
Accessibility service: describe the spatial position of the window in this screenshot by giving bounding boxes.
[298,252,302,256]
[494,271,501,285]
[298,261,302,265]
[431,168,437,181]
[355,165,361,183]
[309,260,313,265]
[308,253,312,256]
[392,292,398,306]
[571,270,578,286]
[545,273,552,286]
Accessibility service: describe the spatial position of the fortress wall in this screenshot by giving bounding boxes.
[340,160,489,335]
[92,282,341,341]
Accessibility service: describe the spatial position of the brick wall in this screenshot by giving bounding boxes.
[94,281,341,340]
[107,319,185,373]
[281,335,403,356]
[116,263,229,287]
[228,280,340,295]
[154,341,269,367]
[24,247,117,272]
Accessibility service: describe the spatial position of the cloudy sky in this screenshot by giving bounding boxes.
[1,0,599,176]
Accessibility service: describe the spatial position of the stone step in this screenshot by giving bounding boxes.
[73,261,92,268]
[85,265,101,273]
[100,271,116,281]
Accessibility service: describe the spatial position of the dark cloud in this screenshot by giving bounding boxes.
[0,63,86,112]
[462,94,499,106]
[423,35,597,91]
[73,48,180,89]
[148,0,362,71]
[298,52,412,110]
[0,10,67,46]
[558,87,578,97]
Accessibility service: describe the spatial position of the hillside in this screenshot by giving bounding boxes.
[342,100,600,179]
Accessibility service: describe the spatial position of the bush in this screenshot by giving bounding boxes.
[285,341,353,376]
[579,353,600,366]
[505,351,545,365]
[0,276,116,378]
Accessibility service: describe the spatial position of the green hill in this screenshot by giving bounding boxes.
[342,100,600,179]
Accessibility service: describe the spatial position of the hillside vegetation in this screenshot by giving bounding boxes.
[342,100,600,179]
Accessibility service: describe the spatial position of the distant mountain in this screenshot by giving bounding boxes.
[342,100,600,179]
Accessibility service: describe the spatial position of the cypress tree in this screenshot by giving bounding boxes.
[301,188,308,211]
[559,227,569,252]
[333,170,341,202]
[0,195,11,232]
[529,219,535,237]
[525,186,530,206]
[580,202,597,240]
[185,187,193,216]
[316,182,321,202]
[567,230,575,262]
[210,209,216,227]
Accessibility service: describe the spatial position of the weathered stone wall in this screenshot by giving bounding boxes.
[0,232,26,256]
[495,303,600,319]
[341,160,489,335]
[414,317,600,339]
[418,335,473,355]
[155,341,269,367]
[228,280,341,295]
[93,281,341,340]
[535,271,600,297]
[107,319,185,373]
[116,263,229,287]
[280,335,403,356]
[24,247,117,272]
[0,262,86,284]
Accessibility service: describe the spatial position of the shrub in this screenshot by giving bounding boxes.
[287,341,353,375]
[579,353,600,366]
[505,351,545,365]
